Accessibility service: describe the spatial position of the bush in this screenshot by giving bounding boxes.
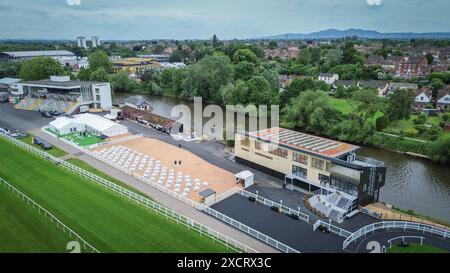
[376,114,390,131]
[442,113,450,122]
[414,113,427,125]
[402,128,419,138]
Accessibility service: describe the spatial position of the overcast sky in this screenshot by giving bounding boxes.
[1,0,449,40]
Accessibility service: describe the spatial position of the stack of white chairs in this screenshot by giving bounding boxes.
[94,146,213,199]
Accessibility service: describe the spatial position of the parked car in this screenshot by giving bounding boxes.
[40,111,53,118]
[0,92,9,103]
[40,141,53,150]
[33,136,44,146]
[8,130,28,139]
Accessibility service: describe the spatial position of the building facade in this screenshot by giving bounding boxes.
[235,128,386,207]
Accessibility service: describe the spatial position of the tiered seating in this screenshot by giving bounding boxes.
[329,210,344,222]
[94,145,210,198]
[15,97,43,111]
[39,99,76,113]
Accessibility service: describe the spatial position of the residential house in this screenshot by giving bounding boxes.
[279,75,301,89]
[318,73,339,85]
[436,89,450,111]
[359,81,389,97]
[414,88,433,110]
[333,80,358,90]
[395,56,430,78]
[365,55,385,67]
[388,82,418,94]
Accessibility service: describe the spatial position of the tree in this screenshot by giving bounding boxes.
[260,68,280,92]
[280,78,315,106]
[232,49,259,65]
[140,70,155,84]
[110,71,137,92]
[427,138,450,164]
[268,41,278,50]
[323,49,343,70]
[19,57,63,81]
[220,80,249,105]
[342,41,359,64]
[77,68,91,81]
[387,89,415,121]
[181,55,233,102]
[425,53,434,65]
[88,51,112,72]
[212,34,219,47]
[233,61,256,80]
[297,48,312,65]
[431,78,444,92]
[89,68,109,82]
[246,76,279,106]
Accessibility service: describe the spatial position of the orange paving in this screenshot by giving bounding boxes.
[92,136,241,203]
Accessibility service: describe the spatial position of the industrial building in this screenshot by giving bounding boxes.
[0,50,76,62]
[235,127,386,220]
[112,57,160,75]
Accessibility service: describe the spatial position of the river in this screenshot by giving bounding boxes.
[114,93,450,222]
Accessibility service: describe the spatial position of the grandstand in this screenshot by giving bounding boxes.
[307,191,356,222]
[15,76,112,114]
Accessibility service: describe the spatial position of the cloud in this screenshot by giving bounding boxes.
[66,0,81,6]
[366,0,382,6]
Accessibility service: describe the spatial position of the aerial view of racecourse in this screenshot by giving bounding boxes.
[0,0,449,270]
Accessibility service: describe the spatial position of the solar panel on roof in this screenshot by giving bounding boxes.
[318,143,342,152]
[305,140,333,149]
[298,139,325,148]
[311,141,336,151]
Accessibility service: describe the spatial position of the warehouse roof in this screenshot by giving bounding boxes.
[1,50,75,58]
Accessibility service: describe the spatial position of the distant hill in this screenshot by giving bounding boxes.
[260,28,450,40]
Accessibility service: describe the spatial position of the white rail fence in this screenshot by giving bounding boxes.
[0,177,100,253]
[0,133,255,253]
[21,131,307,253]
[202,206,300,253]
[312,219,352,238]
[237,189,310,223]
[343,221,450,250]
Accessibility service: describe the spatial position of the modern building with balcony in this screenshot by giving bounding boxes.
[15,76,112,114]
[235,127,386,221]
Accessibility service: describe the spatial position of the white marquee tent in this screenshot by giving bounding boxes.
[73,113,128,137]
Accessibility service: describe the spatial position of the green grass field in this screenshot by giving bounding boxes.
[19,134,68,158]
[387,243,448,253]
[60,132,103,147]
[66,158,147,196]
[329,98,355,115]
[0,138,233,253]
[0,187,72,253]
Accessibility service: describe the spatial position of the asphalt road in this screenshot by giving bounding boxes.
[0,103,277,253]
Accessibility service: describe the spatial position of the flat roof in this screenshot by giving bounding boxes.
[73,113,126,133]
[21,79,106,88]
[247,127,359,158]
[1,50,75,58]
[199,188,216,197]
[0,78,21,85]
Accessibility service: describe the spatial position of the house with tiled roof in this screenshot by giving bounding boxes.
[436,89,450,111]
[414,88,433,110]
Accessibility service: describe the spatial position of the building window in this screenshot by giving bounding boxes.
[255,141,262,150]
[293,152,308,165]
[268,145,288,158]
[292,165,307,179]
[311,157,325,170]
[240,138,250,147]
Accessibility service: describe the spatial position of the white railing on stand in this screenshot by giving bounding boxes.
[343,221,450,250]
[0,133,255,253]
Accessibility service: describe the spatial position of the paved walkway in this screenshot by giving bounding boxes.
[31,128,278,253]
